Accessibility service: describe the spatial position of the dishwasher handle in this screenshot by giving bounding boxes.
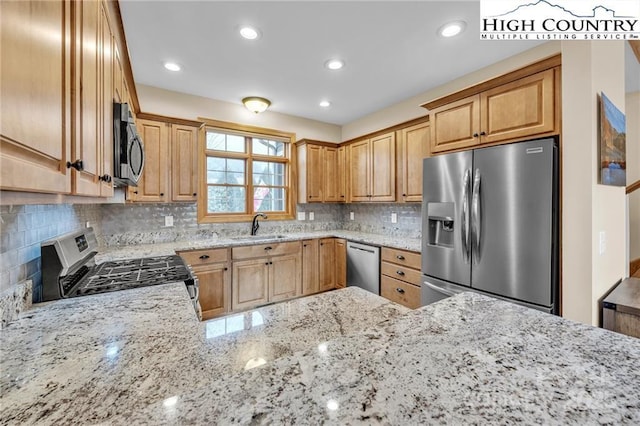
[348,244,376,254]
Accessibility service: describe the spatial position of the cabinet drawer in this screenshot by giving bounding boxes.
[381,247,421,269]
[381,261,422,286]
[232,241,301,260]
[179,248,229,266]
[381,276,421,309]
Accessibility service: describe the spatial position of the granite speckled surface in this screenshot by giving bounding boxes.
[94,230,422,264]
[109,292,640,425]
[0,280,32,329]
[0,285,408,424]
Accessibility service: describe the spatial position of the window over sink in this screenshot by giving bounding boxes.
[198,119,296,223]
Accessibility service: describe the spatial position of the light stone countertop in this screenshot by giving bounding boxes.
[0,285,409,424]
[94,230,422,264]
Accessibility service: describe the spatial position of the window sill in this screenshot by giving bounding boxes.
[197,212,295,224]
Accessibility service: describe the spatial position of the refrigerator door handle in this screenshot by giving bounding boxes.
[425,281,462,297]
[461,169,471,264]
[471,169,482,264]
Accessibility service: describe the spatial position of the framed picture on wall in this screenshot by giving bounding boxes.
[599,92,626,187]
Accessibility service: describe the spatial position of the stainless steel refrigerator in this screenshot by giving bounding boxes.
[421,138,559,314]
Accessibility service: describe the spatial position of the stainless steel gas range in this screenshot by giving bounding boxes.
[40,228,200,318]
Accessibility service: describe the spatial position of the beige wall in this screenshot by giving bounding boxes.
[136,85,342,143]
[341,42,561,141]
[627,92,640,261]
[561,41,627,326]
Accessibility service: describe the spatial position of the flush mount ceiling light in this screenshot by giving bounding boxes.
[319,100,331,108]
[242,96,271,114]
[163,62,181,72]
[239,26,261,40]
[324,59,345,70]
[438,21,467,38]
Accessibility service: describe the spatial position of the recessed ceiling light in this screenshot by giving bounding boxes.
[239,26,260,40]
[164,62,181,72]
[325,59,344,70]
[319,100,331,108]
[438,21,466,38]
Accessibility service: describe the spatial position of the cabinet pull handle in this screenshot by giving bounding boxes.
[396,270,405,276]
[340,195,345,198]
[193,193,197,196]
[133,191,139,194]
[396,288,405,294]
[473,133,479,138]
[264,246,272,251]
[480,131,486,136]
[199,255,210,260]
[66,159,84,171]
[99,174,112,182]
[396,255,405,260]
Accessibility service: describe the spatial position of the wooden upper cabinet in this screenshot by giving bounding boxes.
[429,67,558,154]
[370,132,396,201]
[306,144,323,202]
[399,122,430,202]
[323,147,340,202]
[430,96,480,154]
[171,124,199,202]
[128,119,169,202]
[480,69,555,144]
[100,4,114,198]
[337,146,347,202]
[349,139,370,201]
[0,0,72,194]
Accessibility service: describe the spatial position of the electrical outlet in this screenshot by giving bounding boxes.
[297,212,306,221]
[599,231,606,255]
[350,212,355,221]
[165,215,174,227]
[309,212,315,221]
[391,213,397,224]
[86,221,91,228]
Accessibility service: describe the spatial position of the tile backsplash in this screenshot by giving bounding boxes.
[0,201,421,303]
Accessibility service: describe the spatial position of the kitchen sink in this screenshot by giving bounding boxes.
[230,234,288,242]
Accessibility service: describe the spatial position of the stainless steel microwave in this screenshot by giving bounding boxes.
[113,102,144,187]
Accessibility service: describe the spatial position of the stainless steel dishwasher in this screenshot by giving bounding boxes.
[346,241,380,295]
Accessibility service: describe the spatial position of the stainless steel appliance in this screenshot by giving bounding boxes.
[421,138,559,314]
[113,102,144,187]
[347,241,380,295]
[40,228,200,317]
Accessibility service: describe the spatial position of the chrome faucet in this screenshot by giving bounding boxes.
[251,213,268,235]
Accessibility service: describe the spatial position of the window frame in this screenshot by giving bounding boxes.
[197,118,297,223]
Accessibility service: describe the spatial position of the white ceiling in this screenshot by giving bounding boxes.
[119,1,544,125]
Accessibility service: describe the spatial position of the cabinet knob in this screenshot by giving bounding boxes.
[402,193,407,197]
[473,133,479,138]
[160,193,164,196]
[396,287,405,294]
[396,270,405,276]
[99,174,112,182]
[133,191,139,194]
[66,159,84,171]
[199,255,210,260]
[480,131,486,136]
[396,255,405,260]
[270,261,273,265]
[193,193,197,196]
[340,195,345,198]
[224,267,228,271]
[303,244,307,247]
[265,262,269,266]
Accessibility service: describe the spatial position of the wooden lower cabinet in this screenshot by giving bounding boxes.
[381,276,421,309]
[270,253,301,302]
[319,238,336,291]
[193,263,230,320]
[335,239,347,288]
[232,258,270,311]
[302,239,320,295]
[380,247,422,309]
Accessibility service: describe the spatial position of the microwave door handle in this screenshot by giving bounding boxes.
[461,169,471,264]
[471,169,482,265]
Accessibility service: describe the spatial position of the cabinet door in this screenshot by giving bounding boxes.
[319,238,336,291]
[73,0,102,196]
[128,119,169,202]
[270,253,301,302]
[370,132,396,202]
[194,263,230,320]
[1,1,72,194]
[337,146,347,202]
[306,144,323,202]
[430,95,480,154]
[232,258,269,311]
[323,147,339,202]
[171,124,199,202]
[302,239,319,295]
[99,4,114,197]
[480,69,556,144]
[349,139,370,201]
[400,122,429,202]
[335,239,347,289]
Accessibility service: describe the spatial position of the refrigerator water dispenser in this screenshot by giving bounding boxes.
[427,202,454,248]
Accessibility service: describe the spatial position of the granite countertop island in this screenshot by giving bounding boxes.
[2,284,639,424]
